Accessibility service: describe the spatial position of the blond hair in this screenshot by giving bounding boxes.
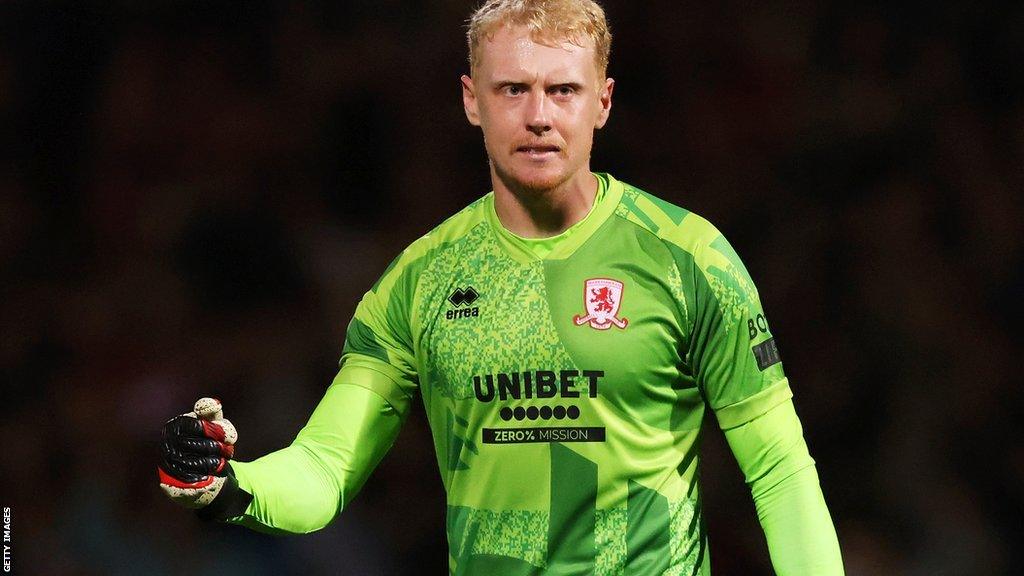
[466,0,611,75]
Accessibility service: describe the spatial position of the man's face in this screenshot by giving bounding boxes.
[462,25,613,193]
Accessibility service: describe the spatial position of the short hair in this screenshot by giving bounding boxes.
[466,0,611,76]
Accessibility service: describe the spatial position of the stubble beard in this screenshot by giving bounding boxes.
[489,152,587,201]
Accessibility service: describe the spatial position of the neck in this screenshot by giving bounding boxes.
[492,167,598,238]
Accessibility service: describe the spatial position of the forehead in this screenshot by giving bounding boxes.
[476,24,597,80]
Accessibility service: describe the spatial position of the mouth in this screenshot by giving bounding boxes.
[516,145,561,159]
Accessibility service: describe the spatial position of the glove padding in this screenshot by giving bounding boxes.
[158,397,238,509]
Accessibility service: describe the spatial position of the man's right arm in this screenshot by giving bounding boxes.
[216,237,427,533]
[213,359,409,534]
[164,245,423,531]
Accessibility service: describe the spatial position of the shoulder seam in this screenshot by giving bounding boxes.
[387,196,489,279]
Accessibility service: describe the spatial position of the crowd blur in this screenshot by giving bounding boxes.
[1,1,1021,574]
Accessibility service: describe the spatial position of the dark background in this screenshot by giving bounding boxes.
[1,0,1021,574]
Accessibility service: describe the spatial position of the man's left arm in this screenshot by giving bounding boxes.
[722,397,844,575]
[681,219,843,574]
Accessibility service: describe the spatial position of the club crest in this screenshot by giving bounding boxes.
[573,278,628,330]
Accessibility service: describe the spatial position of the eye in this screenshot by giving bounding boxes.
[550,85,577,98]
[503,84,525,96]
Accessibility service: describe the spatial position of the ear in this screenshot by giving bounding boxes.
[462,74,481,126]
[595,77,614,129]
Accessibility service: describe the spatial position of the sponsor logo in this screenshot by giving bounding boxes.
[472,371,606,443]
[573,278,628,330]
[498,405,579,422]
[482,427,606,444]
[473,370,602,402]
[446,286,480,320]
[752,337,781,370]
[748,313,769,340]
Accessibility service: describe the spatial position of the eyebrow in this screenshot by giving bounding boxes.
[491,79,587,90]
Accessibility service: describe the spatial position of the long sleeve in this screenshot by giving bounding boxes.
[723,398,844,575]
[224,366,407,535]
[216,237,424,535]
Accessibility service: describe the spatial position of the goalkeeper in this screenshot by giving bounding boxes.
[159,0,844,573]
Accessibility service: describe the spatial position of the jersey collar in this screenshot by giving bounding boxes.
[485,172,624,264]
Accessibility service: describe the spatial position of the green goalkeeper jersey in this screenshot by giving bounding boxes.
[338,173,793,575]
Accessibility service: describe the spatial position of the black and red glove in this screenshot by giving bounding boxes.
[158,397,251,520]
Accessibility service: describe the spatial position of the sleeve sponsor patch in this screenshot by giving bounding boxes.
[752,337,781,371]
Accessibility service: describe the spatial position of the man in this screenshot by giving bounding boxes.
[158,1,845,573]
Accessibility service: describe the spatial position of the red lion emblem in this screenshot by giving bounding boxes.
[590,287,615,313]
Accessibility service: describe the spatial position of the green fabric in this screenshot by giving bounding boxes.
[714,377,793,430]
[336,354,416,416]
[344,172,797,574]
[226,172,837,575]
[228,377,405,534]
[723,399,844,574]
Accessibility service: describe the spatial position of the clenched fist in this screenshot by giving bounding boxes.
[158,398,251,520]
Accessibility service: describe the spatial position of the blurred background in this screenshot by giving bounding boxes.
[1,0,1021,574]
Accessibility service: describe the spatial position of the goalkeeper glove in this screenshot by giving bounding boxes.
[158,397,252,520]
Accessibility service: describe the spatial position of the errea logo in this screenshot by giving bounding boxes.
[448,287,479,307]
[446,286,480,320]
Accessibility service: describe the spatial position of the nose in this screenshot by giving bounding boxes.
[525,91,551,136]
